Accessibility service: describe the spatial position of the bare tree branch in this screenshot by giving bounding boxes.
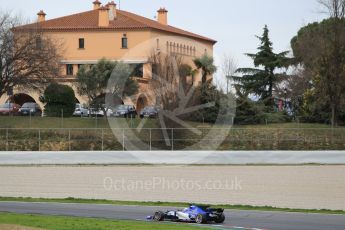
[149,50,184,112]
[318,0,345,18]
[0,11,62,98]
[221,54,237,94]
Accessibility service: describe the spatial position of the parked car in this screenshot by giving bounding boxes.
[88,107,113,117]
[0,103,21,115]
[73,103,89,117]
[112,105,137,118]
[18,103,42,116]
[140,106,160,119]
[88,107,104,117]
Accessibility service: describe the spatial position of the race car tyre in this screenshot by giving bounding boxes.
[214,213,225,224]
[153,211,165,221]
[195,214,206,224]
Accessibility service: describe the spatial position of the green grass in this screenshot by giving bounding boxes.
[0,116,159,129]
[0,116,344,150]
[0,212,206,230]
[0,197,344,215]
[0,116,336,129]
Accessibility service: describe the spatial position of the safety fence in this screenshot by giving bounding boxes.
[0,128,344,151]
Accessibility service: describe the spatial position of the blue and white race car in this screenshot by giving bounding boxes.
[148,205,225,224]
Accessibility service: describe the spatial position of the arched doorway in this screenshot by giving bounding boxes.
[136,95,148,113]
[8,93,36,106]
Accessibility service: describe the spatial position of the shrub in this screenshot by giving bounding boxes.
[182,80,235,124]
[264,111,292,124]
[42,83,76,117]
[234,98,292,125]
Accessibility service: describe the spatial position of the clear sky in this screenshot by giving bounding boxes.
[1,0,327,79]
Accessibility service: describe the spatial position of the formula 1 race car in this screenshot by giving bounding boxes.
[147,205,225,224]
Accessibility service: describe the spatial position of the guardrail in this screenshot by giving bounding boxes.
[0,127,344,151]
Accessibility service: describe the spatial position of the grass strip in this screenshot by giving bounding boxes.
[0,212,206,230]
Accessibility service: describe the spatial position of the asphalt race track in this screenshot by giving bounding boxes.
[0,202,344,230]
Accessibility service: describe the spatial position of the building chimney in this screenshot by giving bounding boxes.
[98,6,110,27]
[37,10,46,23]
[93,0,102,10]
[107,1,117,20]
[157,8,168,25]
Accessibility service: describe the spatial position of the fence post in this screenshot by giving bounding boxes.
[122,129,125,151]
[61,109,64,128]
[171,129,174,151]
[6,128,8,151]
[331,127,335,145]
[38,129,41,152]
[95,114,98,128]
[149,129,152,151]
[29,112,32,128]
[68,129,71,151]
[101,129,104,151]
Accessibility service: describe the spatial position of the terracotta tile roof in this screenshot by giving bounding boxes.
[15,9,216,44]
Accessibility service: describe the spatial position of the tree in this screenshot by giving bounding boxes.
[291,0,345,126]
[234,86,266,124]
[150,51,235,131]
[318,0,345,18]
[0,12,61,98]
[150,51,184,112]
[193,54,217,85]
[178,63,196,93]
[107,61,139,99]
[76,59,138,111]
[41,83,76,117]
[234,25,291,108]
[221,54,237,94]
[149,51,215,125]
[284,67,313,118]
[197,79,222,123]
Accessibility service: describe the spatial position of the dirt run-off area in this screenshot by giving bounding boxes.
[0,165,344,210]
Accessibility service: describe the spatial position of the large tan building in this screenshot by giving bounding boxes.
[0,1,216,111]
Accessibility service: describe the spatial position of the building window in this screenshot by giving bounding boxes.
[130,64,144,78]
[122,34,128,49]
[79,38,85,49]
[66,64,74,76]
